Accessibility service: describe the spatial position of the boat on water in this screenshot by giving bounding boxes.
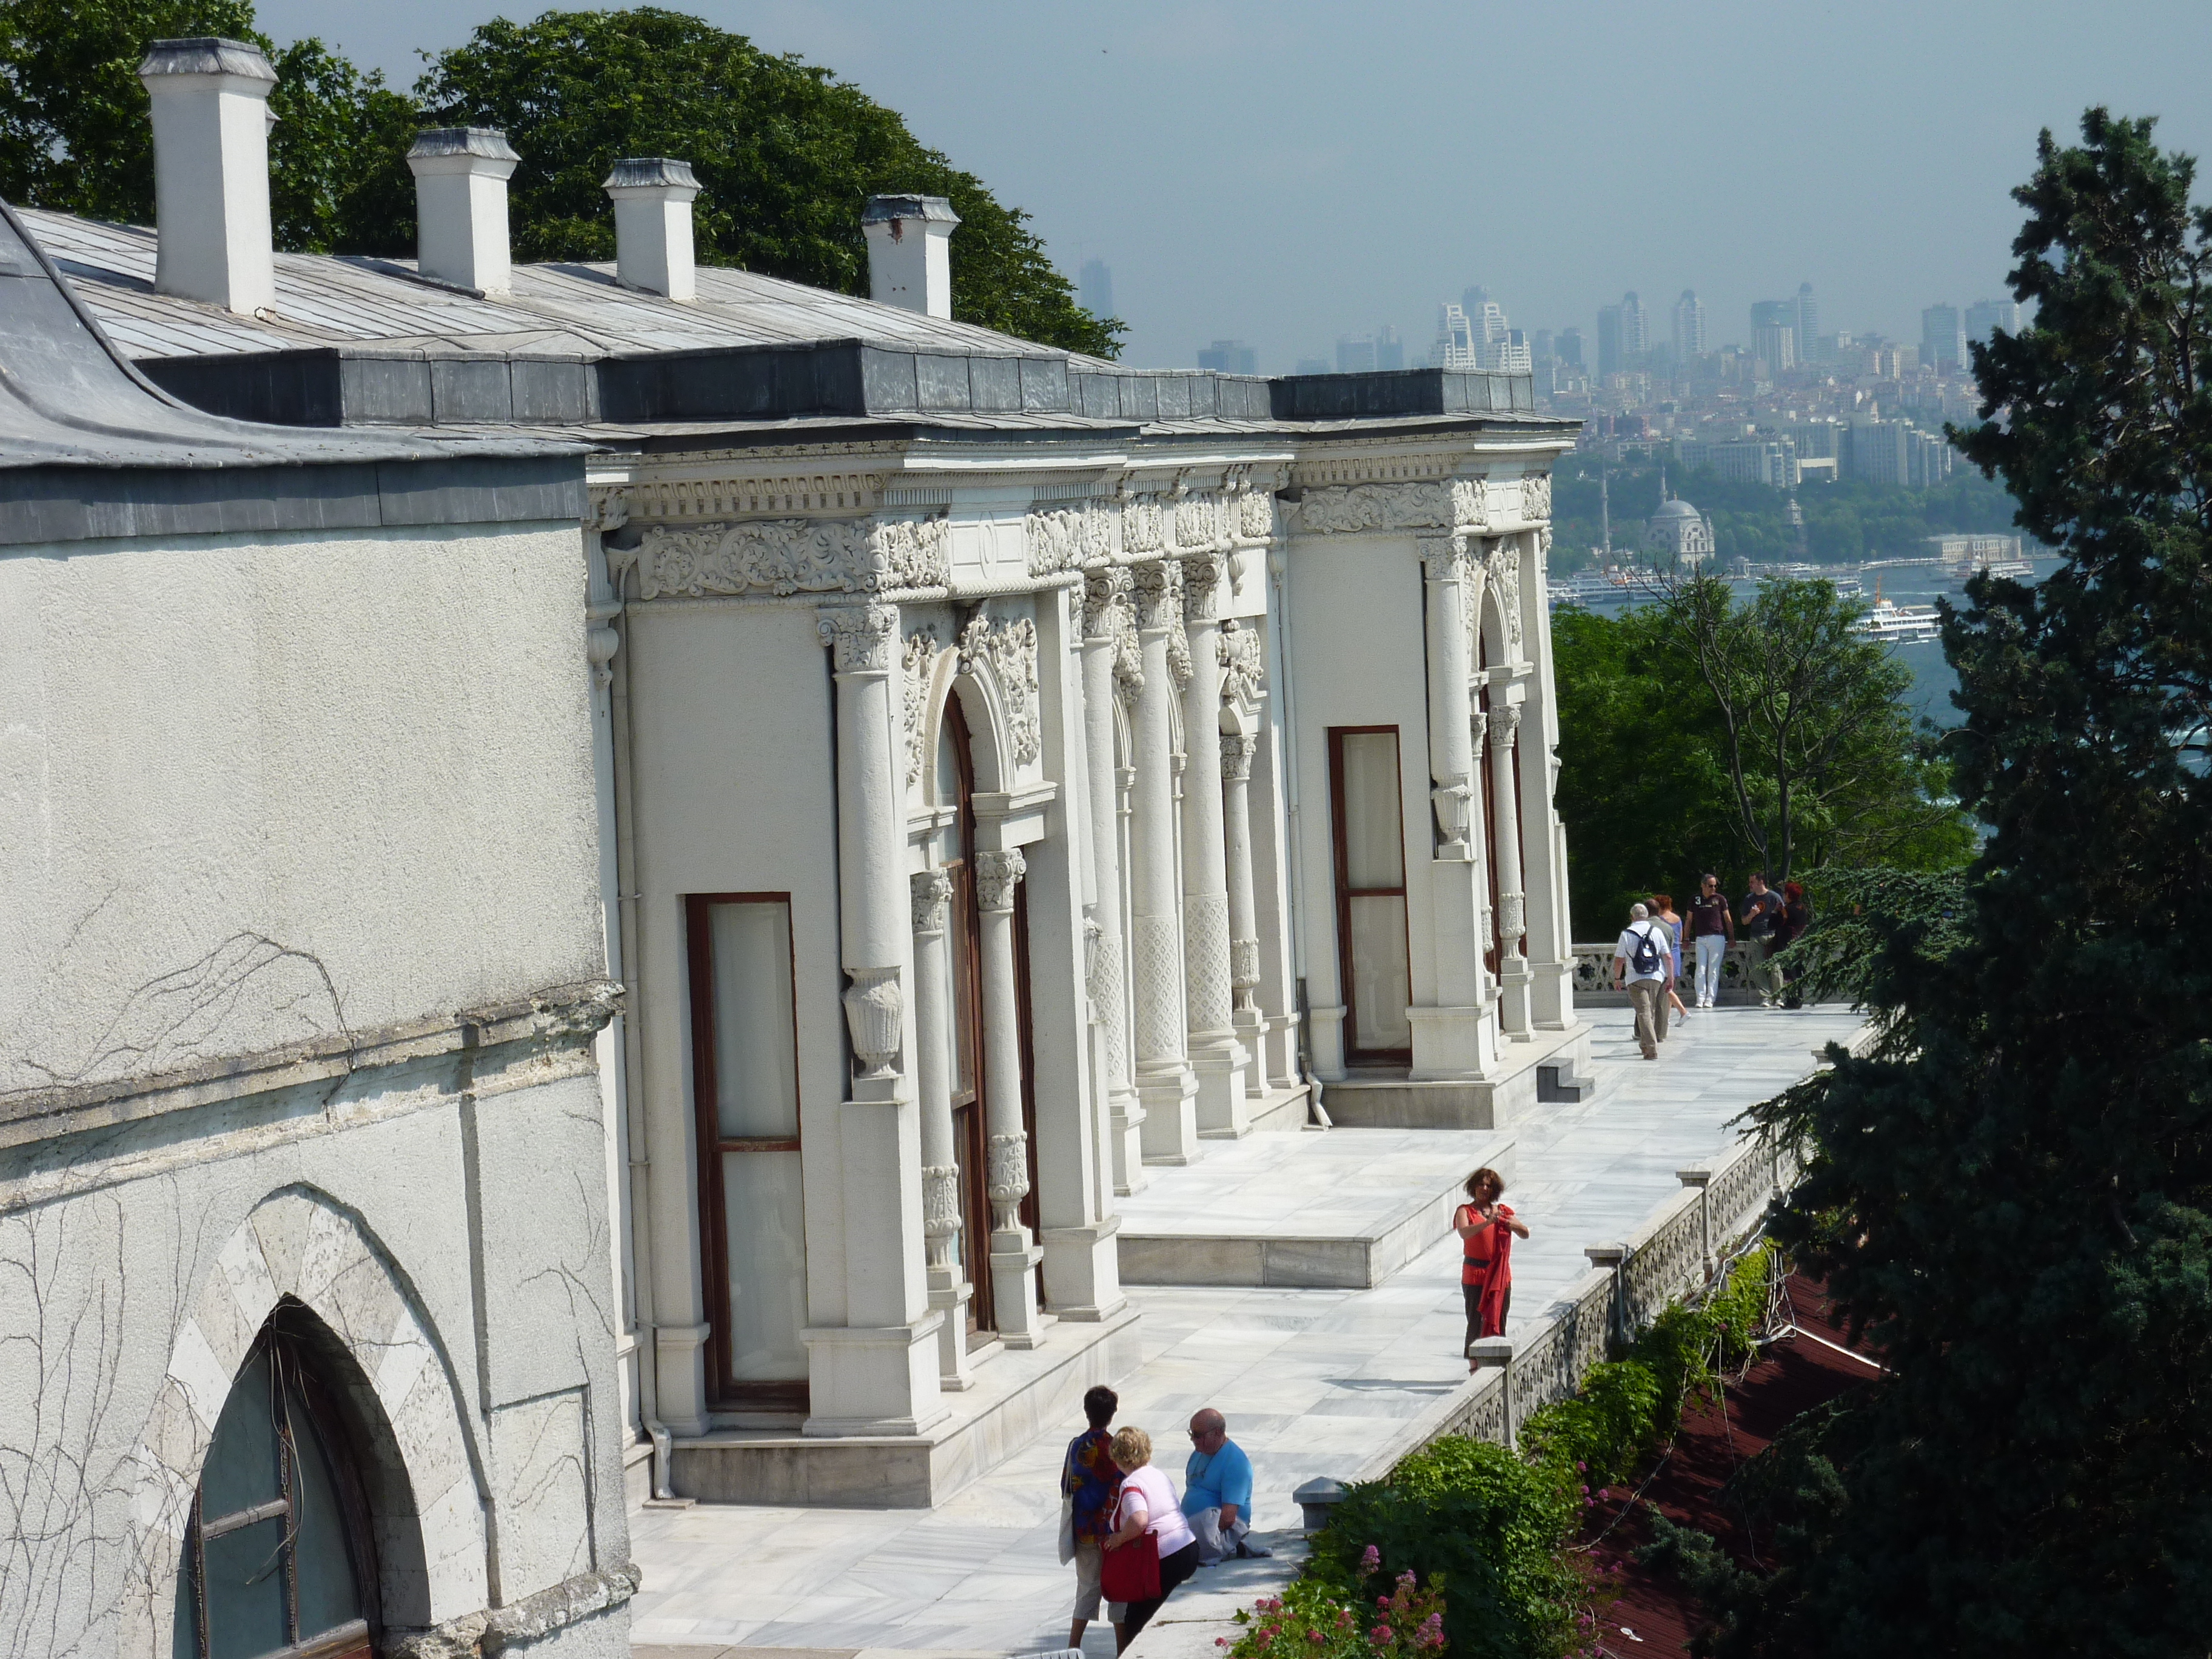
[1972,558,2035,581]
[1856,596,1943,643]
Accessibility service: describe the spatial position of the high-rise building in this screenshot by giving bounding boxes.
[1557,327,1585,369]
[1078,257,1114,320]
[1375,324,1405,370]
[1597,306,1622,379]
[1671,289,1706,360]
[1196,339,1257,374]
[1293,356,1330,376]
[1794,283,1818,358]
[1964,298,2021,345]
[1750,300,1797,374]
[1484,329,1531,374]
[1337,333,1378,374]
[1620,291,1649,360]
[1432,304,1476,369]
[1532,328,1555,363]
[1922,303,1966,373]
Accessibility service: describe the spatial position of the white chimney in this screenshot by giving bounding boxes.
[861,195,959,320]
[406,128,520,295]
[602,158,701,301]
[136,38,276,315]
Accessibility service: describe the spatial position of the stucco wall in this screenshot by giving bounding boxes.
[0,520,603,1099]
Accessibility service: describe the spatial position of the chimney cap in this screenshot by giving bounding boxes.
[138,37,275,82]
[603,157,700,193]
[407,127,521,164]
[862,194,959,228]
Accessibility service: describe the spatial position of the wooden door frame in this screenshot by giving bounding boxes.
[1327,725,1414,1067]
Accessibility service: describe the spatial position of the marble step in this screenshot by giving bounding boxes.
[1114,1127,1516,1290]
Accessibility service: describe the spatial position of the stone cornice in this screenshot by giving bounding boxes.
[0,979,622,1154]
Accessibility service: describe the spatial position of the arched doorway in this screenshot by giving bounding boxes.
[172,1305,377,1659]
[933,691,1042,1336]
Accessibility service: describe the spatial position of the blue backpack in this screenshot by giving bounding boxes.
[1626,922,1664,975]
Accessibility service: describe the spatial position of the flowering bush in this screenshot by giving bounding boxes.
[1223,1565,1448,1659]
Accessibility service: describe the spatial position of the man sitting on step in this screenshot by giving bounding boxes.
[1184,1407,1270,1564]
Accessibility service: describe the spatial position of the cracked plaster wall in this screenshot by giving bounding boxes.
[0,520,603,1099]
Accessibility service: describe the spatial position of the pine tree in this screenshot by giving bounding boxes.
[1738,110,2212,1656]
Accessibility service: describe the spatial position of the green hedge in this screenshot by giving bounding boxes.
[1224,1246,1774,1659]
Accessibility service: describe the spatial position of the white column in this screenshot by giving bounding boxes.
[909,868,973,1389]
[974,848,1047,1347]
[1128,563,1201,1162]
[1517,529,1578,1030]
[1488,699,1532,1039]
[1219,731,1267,1097]
[1178,552,1251,1135]
[1081,571,1147,1194]
[1412,536,1502,1079]
[808,604,945,1437]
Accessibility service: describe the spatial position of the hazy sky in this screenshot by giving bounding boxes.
[260,0,2212,371]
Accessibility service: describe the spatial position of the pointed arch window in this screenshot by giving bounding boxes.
[173,1316,374,1659]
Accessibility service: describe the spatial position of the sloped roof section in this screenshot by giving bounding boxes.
[0,201,585,543]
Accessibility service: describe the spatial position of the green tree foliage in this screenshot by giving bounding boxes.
[1551,585,1971,936]
[1735,110,2212,1656]
[420,9,1122,355]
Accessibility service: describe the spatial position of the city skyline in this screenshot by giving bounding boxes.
[258,0,2210,370]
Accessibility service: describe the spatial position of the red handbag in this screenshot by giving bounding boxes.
[1101,1529,1162,1603]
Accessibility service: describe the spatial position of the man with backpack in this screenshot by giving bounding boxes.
[1612,901,1674,1059]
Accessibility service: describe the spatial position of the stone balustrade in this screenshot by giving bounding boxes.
[1569,939,1758,1004]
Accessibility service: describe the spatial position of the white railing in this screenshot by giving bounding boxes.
[1570,939,1758,1004]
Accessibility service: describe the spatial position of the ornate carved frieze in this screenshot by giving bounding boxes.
[1521,473,1552,523]
[902,625,940,785]
[842,968,902,1079]
[1122,494,1165,555]
[626,471,887,523]
[1173,492,1221,554]
[1292,479,1494,537]
[911,868,953,934]
[585,486,629,534]
[1027,499,1113,577]
[957,609,1041,768]
[1218,620,1265,709]
[631,514,947,600]
[1485,541,1525,650]
[817,604,900,673]
[1235,488,1276,542]
[974,847,1027,914]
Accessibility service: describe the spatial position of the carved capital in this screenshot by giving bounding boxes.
[987,1131,1031,1230]
[842,967,902,1079]
[1082,566,1130,640]
[910,868,953,935]
[1419,534,1469,582]
[1489,702,1524,749]
[974,848,1026,914]
[818,603,899,673]
[922,1163,962,1261]
[1180,551,1223,622]
[1130,562,1176,631]
[1220,732,1256,783]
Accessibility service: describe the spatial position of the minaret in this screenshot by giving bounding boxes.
[1600,466,1612,559]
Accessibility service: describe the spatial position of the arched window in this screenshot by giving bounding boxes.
[173,1313,374,1659]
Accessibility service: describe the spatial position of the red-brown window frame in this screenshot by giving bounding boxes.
[685,891,809,1413]
[1328,725,1414,1067]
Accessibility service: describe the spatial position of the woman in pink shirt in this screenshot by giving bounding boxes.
[1103,1426,1201,1651]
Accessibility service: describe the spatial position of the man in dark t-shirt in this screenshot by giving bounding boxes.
[1686,873,1734,1008]
[1741,873,1786,1007]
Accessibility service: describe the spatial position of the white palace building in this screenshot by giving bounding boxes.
[2,38,1592,1656]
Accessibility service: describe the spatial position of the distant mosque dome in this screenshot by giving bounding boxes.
[1645,486,1715,563]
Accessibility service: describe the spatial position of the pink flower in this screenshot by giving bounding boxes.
[1600,1488,1613,1500]
[1398,1570,1417,1587]
[1576,1461,1587,1472]
[1307,1629,1322,1642]
[1369,1628,1393,1646]
[1361,1544,1382,1570]
[1377,1597,1390,1610]
[1217,1641,1230,1649]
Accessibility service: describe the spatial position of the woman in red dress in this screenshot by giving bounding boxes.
[1454,1166,1530,1369]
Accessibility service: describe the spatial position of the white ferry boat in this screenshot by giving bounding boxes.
[1856,597,1943,643]
[1974,558,2035,581]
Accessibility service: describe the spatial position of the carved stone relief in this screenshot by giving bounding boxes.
[1026,500,1113,577]
[1521,473,1552,523]
[1173,492,1220,554]
[1292,480,1493,536]
[1236,488,1275,541]
[974,847,1027,914]
[1485,541,1525,651]
[902,625,940,786]
[1217,618,1265,709]
[817,604,899,673]
[632,514,947,599]
[957,609,1041,768]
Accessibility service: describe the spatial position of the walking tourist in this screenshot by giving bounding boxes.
[1060,1385,1123,1651]
[1741,873,1786,1007]
[1103,1426,1201,1652]
[1687,874,1734,1008]
[1455,1166,1529,1366]
[1652,893,1691,1024]
[1184,1407,1270,1565]
[1613,901,1673,1058]
[1777,881,1814,1008]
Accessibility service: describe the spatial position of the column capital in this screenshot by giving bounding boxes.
[1488,702,1524,748]
[1130,561,1178,631]
[974,847,1026,913]
[1219,731,1256,782]
[1180,551,1224,622]
[910,867,953,934]
[817,602,900,673]
[1082,566,1130,639]
[1418,532,1471,581]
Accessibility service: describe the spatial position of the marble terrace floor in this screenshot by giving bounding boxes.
[628,1002,1865,1658]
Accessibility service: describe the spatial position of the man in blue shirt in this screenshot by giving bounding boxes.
[1183,1407,1270,1564]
